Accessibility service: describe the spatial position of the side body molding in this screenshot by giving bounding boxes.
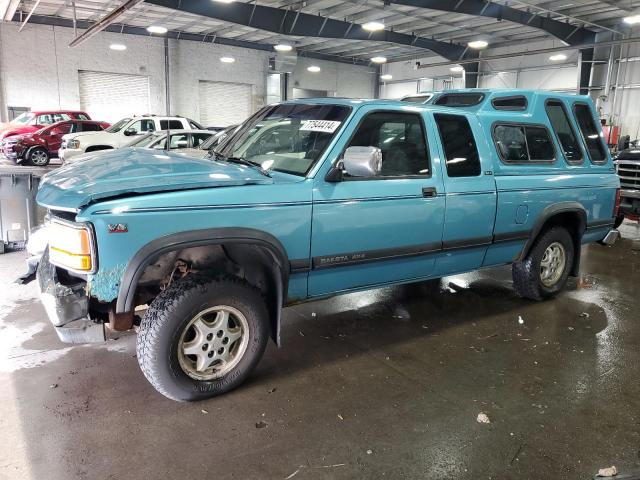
[115,227,290,344]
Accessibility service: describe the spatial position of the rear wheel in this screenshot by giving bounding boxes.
[136,274,269,401]
[512,227,575,301]
[27,147,50,166]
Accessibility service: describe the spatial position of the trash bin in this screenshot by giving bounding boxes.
[0,167,49,253]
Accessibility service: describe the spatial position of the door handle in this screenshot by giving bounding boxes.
[422,187,437,198]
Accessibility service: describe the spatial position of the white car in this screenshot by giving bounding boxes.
[58,115,203,162]
[64,129,214,164]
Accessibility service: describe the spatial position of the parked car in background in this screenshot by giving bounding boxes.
[174,124,239,159]
[613,146,640,226]
[0,110,91,141]
[1,119,109,166]
[35,91,620,401]
[58,115,204,162]
[64,129,214,164]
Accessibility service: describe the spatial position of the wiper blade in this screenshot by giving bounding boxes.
[212,153,271,177]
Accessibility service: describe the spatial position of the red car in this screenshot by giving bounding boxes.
[0,110,91,141]
[1,119,110,166]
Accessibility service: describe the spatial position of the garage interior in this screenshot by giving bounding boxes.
[1,0,640,479]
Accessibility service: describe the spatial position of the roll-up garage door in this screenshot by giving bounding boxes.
[78,70,150,123]
[199,80,252,128]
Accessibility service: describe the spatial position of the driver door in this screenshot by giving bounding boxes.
[308,106,446,296]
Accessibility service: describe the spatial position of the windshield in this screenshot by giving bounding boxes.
[10,112,34,125]
[130,133,162,148]
[217,104,351,176]
[106,118,131,133]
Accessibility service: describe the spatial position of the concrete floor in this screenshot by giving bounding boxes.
[0,224,639,480]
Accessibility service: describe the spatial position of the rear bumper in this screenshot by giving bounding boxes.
[599,229,621,246]
[37,249,105,344]
[620,189,640,216]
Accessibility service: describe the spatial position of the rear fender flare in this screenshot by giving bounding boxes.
[519,202,587,275]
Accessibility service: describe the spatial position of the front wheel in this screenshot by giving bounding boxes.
[136,274,269,401]
[512,227,575,301]
[27,147,50,166]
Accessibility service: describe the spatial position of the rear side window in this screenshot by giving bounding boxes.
[81,122,103,132]
[573,103,607,163]
[493,124,555,163]
[434,113,481,177]
[160,120,184,130]
[76,113,90,120]
[545,100,583,163]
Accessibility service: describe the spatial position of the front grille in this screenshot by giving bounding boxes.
[616,160,640,190]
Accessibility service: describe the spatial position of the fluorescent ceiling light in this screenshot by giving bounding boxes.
[549,53,568,61]
[371,56,387,64]
[468,40,488,49]
[147,25,168,34]
[450,65,464,72]
[362,21,385,32]
[110,43,127,51]
[307,65,321,73]
[220,57,235,63]
[624,14,640,24]
[380,74,393,80]
[274,44,293,52]
[212,0,235,3]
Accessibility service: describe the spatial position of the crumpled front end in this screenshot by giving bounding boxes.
[37,248,106,344]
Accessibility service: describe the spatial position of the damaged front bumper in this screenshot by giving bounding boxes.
[37,249,106,344]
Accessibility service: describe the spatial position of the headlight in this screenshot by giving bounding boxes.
[67,139,80,149]
[48,219,95,273]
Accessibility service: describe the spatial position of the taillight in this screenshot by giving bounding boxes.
[613,188,621,218]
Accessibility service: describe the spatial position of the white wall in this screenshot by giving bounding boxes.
[379,39,580,99]
[289,56,376,99]
[0,22,167,120]
[0,22,376,123]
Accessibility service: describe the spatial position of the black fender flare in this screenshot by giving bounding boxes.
[518,201,587,274]
[116,227,289,345]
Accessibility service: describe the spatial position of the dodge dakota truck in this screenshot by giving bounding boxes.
[36,90,621,401]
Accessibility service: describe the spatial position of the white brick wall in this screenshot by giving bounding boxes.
[0,22,376,122]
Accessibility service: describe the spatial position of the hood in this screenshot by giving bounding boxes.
[37,148,273,211]
[0,125,36,140]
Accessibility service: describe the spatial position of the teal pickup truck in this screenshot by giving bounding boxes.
[36,90,620,401]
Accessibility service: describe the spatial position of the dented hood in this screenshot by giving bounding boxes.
[36,148,273,212]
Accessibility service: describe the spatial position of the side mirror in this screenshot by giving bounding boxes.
[123,128,137,136]
[342,146,382,177]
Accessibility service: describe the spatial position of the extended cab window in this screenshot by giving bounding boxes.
[493,124,555,163]
[573,103,607,163]
[345,111,429,177]
[545,100,583,163]
[434,113,481,177]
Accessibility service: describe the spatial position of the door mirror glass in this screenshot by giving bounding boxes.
[124,128,137,136]
[342,146,382,177]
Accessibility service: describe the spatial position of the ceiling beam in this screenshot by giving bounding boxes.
[144,0,477,61]
[385,0,597,46]
[68,0,146,47]
[9,13,373,66]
